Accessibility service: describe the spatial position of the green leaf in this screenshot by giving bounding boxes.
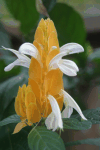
[0,114,20,127]
[71,107,100,124]
[88,48,100,63]
[0,55,21,82]
[0,124,31,150]
[49,3,86,47]
[28,126,66,150]
[0,72,28,119]
[65,138,100,147]
[0,23,21,81]
[25,0,57,42]
[63,118,92,130]
[3,99,16,119]
[4,0,39,34]
[0,22,11,55]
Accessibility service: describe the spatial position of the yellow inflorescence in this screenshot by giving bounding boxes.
[15,18,64,126]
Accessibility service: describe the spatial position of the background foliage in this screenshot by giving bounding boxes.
[0,0,100,149]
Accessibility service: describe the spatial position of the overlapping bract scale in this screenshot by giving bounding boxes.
[15,84,41,131]
[29,57,42,84]
[15,85,26,118]
[45,69,63,96]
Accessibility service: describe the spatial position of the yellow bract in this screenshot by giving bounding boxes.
[14,18,64,133]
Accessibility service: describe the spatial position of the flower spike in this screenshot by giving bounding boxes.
[3,18,86,133]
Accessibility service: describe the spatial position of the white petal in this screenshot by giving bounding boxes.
[60,43,84,54]
[19,43,40,59]
[45,112,57,130]
[61,90,87,120]
[49,51,67,70]
[2,46,30,61]
[52,46,57,50]
[62,106,73,118]
[48,95,63,131]
[4,59,30,71]
[58,59,79,76]
[60,59,79,71]
[58,65,76,76]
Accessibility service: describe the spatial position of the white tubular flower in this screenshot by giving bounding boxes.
[61,89,87,120]
[49,43,84,76]
[2,43,40,72]
[45,95,63,131]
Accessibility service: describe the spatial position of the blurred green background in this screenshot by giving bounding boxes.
[0,0,100,150]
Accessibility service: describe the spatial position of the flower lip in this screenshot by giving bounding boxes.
[59,59,79,72]
[47,95,63,131]
[2,46,30,61]
[45,112,55,130]
[61,89,87,120]
[19,42,39,58]
[49,51,67,67]
[2,46,31,71]
[60,43,84,54]
[4,59,30,71]
[62,106,73,118]
[58,59,79,76]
